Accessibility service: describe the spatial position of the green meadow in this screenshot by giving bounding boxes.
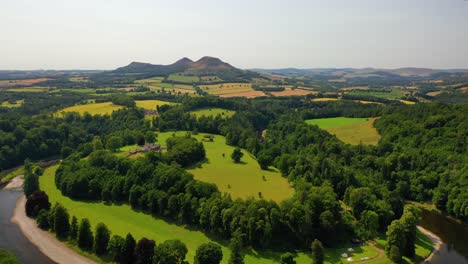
[157,132,293,202]
[168,74,200,83]
[306,117,381,145]
[348,90,406,100]
[190,108,236,118]
[0,99,24,108]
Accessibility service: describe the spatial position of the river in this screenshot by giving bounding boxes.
[419,208,468,264]
[0,189,54,264]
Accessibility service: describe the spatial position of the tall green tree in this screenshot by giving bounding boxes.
[78,218,94,250]
[107,235,125,262]
[154,240,187,264]
[70,216,78,241]
[92,136,103,151]
[23,159,39,198]
[94,223,111,255]
[25,191,50,217]
[280,253,296,264]
[36,209,50,230]
[194,242,223,264]
[135,238,155,264]
[228,231,244,264]
[122,233,136,264]
[311,239,324,264]
[231,148,243,163]
[53,204,70,239]
[385,219,405,263]
[106,136,123,152]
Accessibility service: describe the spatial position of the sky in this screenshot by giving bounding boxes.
[1,0,467,70]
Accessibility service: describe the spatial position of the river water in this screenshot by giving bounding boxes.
[0,189,54,264]
[419,208,468,264]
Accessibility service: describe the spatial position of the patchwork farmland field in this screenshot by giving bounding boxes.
[270,88,318,97]
[0,99,24,108]
[167,74,200,83]
[190,107,236,118]
[311,97,339,102]
[0,78,50,87]
[135,99,177,110]
[306,117,381,145]
[157,132,294,202]
[348,89,407,100]
[56,102,123,116]
[200,83,253,95]
[219,90,266,98]
[6,87,49,92]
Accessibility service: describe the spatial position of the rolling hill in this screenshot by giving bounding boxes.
[104,56,260,83]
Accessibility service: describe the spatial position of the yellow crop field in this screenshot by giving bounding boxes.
[135,100,177,110]
[200,83,252,95]
[57,102,123,116]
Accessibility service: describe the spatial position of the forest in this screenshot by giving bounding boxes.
[1,90,465,264]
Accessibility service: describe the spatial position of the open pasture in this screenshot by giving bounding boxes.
[0,99,24,108]
[157,132,294,202]
[348,89,407,100]
[306,117,381,145]
[6,87,49,92]
[168,74,200,83]
[135,99,177,110]
[200,83,252,95]
[56,102,123,116]
[190,108,235,118]
[270,88,318,97]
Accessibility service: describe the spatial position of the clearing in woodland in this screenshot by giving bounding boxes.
[306,117,381,145]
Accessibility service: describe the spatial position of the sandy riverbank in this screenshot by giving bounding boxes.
[3,176,24,190]
[417,225,443,263]
[11,194,97,264]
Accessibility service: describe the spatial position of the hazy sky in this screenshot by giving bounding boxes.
[1,0,467,70]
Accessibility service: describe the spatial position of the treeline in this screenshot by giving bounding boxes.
[0,92,85,115]
[0,108,150,171]
[54,144,348,249]
[25,190,232,264]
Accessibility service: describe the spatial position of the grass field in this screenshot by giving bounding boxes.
[168,74,200,83]
[157,132,293,202]
[200,83,252,95]
[398,100,416,105]
[57,102,123,116]
[50,88,95,94]
[135,100,177,110]
[348,90,406,100]
[6,87,49,92]
[306,117,381,145]
[190,108,236,118]
[311,98,339,102]
[39,165,305,264]
[0,99,24,108]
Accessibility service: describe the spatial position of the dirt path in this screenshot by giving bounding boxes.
[11,195,97,264]
[417,225,443,263]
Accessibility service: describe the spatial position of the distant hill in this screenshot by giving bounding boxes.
[103,56,260,83]
[251,68,468,78]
